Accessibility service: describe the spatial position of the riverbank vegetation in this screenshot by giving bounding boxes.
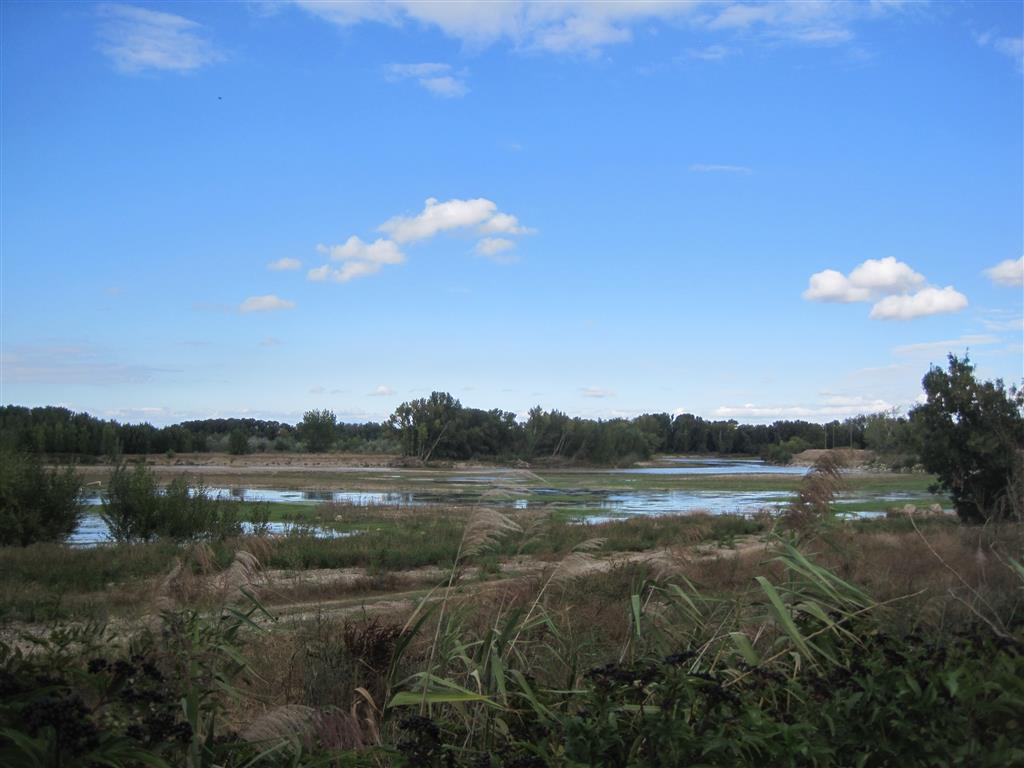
[1,508,1021,766]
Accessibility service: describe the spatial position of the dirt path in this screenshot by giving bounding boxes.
[259,534,771,624]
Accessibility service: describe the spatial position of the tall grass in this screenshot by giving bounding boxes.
[2,512,1023,766]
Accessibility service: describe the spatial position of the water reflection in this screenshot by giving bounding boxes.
[68,515,357,546]
[616,458,808,476]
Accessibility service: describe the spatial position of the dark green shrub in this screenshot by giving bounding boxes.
[0,450,83,546]
[911,355,1024,523]
[101,463,244,542]
[227,429,250,455]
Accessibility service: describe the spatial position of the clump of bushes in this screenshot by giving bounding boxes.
[0,449,83,546]
[0,599,281,767]
[760,436,811,465]
[101,462,260,542]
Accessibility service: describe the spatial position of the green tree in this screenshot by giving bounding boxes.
[0,450,84,546]
[388,393,460,461]
[299,409,337,452]
[101,462,247,542]
[910,355,1024,523]
[228,428,250,455]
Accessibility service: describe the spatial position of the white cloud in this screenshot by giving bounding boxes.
[869,286,968,320]
[581,386,615,398]
[804,257,963,320]
[705,1,866,44]
[96,4,222,73]
[478,212,534,235]
[803,257,924,303]
[689,163,752,174]
[848,257,925,293]
[713,395,895,422]
[294,1,901,54]
[380,197,498,243]
[369,385,396,396]
[310,198,532,285]
[267,257,301,271]
[319,236,405,264]
[803,269,872,303]
[386,62,468,97]
[308,237,405,283]
[239,294,295,313]
[475,237,517,263]
[258,336,282,348]
[984,256,1024,287]
[892,335,998,356]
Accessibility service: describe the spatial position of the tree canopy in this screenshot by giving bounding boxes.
[910,355,1024,523]
[298,409,337,452]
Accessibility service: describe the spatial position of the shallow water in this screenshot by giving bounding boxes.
[84,487,420,507]
[597,489,791,516]
[69,458,939,544]
[616,458,807,476]
[68,515,356,546]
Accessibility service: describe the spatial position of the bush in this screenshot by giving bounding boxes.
[760,444,792,465]
[911,355,1024,523]
[0,450,83,546]
[101,462,246,542]
[227,429,250,455]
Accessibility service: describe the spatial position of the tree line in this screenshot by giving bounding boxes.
[0,399,915,465]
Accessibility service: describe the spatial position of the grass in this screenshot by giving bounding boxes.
[3,493,1022,766]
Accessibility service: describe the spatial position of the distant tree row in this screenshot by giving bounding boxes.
[383,393,924,465]
[0,400,920,465]
[0,406,396,457]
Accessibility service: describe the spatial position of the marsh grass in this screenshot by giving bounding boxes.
[3,504,1023,766]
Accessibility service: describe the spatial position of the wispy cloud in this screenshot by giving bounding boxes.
[803,257,967,320]
[687,45,736,61]
[689,163,752,174]
[369,385,396,396]
[267,257,301,271]
[96,4,222,73]
[581,386,615,398]
[975,30,1024,72]
[980,310,1024,333]
[474,237,518,264]
[386,62,468,97]
[1,343,173,385]
[239,294,295,313]
[713,395,895,423]
[984,256,1024,287]
[295,1,905,54]
[258,336,282,348]
[892,335,999,356]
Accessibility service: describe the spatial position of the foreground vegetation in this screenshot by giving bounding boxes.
[2,510,1022,766]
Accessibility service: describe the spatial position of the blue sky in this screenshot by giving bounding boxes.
[1,1,1022,426]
